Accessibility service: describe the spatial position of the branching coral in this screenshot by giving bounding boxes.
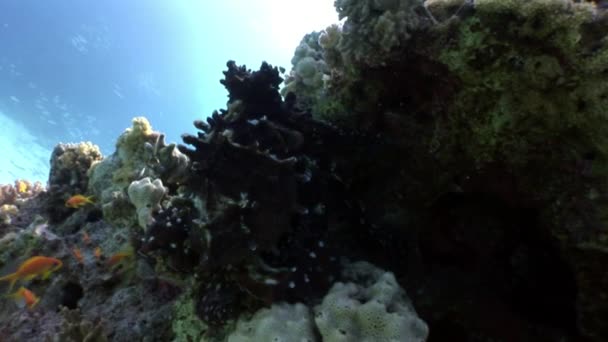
[140,197,198,271]
[0,180,45,207]
[171,61,369,326]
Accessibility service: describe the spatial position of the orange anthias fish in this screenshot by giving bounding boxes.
[72,248,84,264]
[0,256,62,293]
[82,231,91,245]
[107,248,134,269]
[94,247,103,260]
[65,194,95,208]
[6,286,40,309]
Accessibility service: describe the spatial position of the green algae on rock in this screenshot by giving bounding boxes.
[279,0,608,340]
[172,290,208,341]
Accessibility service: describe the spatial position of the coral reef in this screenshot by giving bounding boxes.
[87,117,167,228]
[49,307,107,342]
[334,0,431,67]
[139,197,198,271]
[0,204,19,225]
[224,261,427,342]
[0,180,46,237]
[314,261,428,342]
[2,0,608,340]
[227,303,316,342]
[278,0,608,340]
[45,142,102,224]
[0,180,45,207]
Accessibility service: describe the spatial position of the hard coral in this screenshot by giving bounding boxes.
[227,303,316,342]
[195,273,243,327]
[0,184,18,207]
[141,197,198,270]
[115,116,154,164]
[281,31,330,113]
[45,142,103,224]
[127,177,166,230]
[88,117,176,229]
[219,61,284,114]
[223,262,427,342]
[335,0,431,67]
[156,143,190,186]
[0,180,45,208]
[314,261,428,342]
[0,204,18,225]
[175,61,363,325]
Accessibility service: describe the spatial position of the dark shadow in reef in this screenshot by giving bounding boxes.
[414,191,580,341]
[60,281,84,310]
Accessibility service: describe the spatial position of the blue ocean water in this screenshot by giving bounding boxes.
[0,0,338,184]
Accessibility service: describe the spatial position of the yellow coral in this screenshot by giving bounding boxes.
[15,180,27,194]
[116,117,155,163]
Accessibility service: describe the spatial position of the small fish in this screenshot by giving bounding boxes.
[65,194,95,208]
[94,247,103,260]
[0,256,62,293]
[82,231,91,245]
[6,286,40,309]
[72,248,84,264]
[107,247,134,269]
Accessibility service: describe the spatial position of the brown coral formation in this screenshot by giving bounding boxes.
[45,142,103,224]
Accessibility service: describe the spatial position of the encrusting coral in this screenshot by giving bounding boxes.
[314,262,428,342]
[227,303,316,342]
[223,261,427,342]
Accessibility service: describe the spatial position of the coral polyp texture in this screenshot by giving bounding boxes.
[127,177,167,230]
[2,0,608,341]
